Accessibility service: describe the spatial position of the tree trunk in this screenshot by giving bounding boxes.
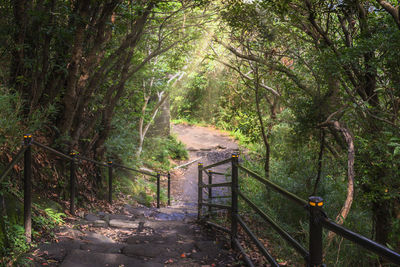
[254,67,271,179]
[322,121,355,244]
[10,0,31,104]
[137,95,150,158]
[0,194,9,248]
[373,200,392,246]
[137,91,169,158]
[312,129,325,195]
[59,0,90,136]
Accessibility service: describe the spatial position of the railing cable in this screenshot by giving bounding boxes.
[0,146,27,183]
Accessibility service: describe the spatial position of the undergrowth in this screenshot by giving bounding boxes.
[0,191,66,266]
[189,120,381,266]
[141,134,188,171]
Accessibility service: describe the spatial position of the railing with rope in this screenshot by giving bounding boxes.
[197,153,400,266]
[0,134,171,243]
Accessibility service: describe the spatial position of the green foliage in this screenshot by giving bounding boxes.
[141,134,188,170]
[0,0,399,265]
[0,88,23,148]
[173,73,208,120]
[5,224,30,262]
[165,134,188,160]
[0,86,58,150]
[169,1,400,264]
[33,208,66,230]
[0,192,66,265]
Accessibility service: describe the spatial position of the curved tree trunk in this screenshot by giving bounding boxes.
[331,121,355,224]
[320,120,355,245]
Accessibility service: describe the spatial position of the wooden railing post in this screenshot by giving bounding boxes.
[69,152,76,215]
[309,196,324,267]
[23,134,32,243]
[208,171,212,213]
[108,161,113,204]
[167,172,171,206]
[231,154,239,247]
[157,173,160,208]
[198,163,203,220]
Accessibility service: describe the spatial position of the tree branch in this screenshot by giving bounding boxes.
[376,0,400,30]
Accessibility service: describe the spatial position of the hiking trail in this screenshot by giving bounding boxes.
[32,124,240,267]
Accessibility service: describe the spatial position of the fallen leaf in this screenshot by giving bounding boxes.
[164,259,174,264]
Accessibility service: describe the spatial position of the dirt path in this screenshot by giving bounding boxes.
[170,124,239,206]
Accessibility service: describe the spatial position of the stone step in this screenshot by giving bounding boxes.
[109,219,141,229]
[84,205,197,228]
[60,249,162,267]
[81,232,115,243]
[122,242,195,259]
[79,243,126,254]
[35,204,235,267]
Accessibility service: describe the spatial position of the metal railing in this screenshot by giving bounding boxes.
[197,154,400,266]
[0,134,171,242]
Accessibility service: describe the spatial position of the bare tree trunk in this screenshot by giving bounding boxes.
[312,129,325,195]
[255,85,270,179]
[137,91,169,158]
[320,121,355,244]
[137,94,150,158]
[253,66,271,179]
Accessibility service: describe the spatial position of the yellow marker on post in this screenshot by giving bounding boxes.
[309,196,323,207]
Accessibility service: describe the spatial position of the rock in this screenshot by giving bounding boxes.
[124,204,157,218]
[137,221,145,232]
[122,244,167,258]
[38,240,82,261]
[126,233,178,244]
[81,232,115,243]
[191,241,225,261]
[60,249,161,267]
[109,219,139,229]
[97,211,107,217]
[84,214,100,222]
[108,214,133,220]
[80,243,126,254]
[92,219,107,227]
[56,228,83,240]
[195,241,217,252]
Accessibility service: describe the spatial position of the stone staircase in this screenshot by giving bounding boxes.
[35,204,235,267]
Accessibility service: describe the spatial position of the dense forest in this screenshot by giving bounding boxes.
[0,0,399,266]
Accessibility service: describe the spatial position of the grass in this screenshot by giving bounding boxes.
[141,134,188,171]
[172,118,209,127]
